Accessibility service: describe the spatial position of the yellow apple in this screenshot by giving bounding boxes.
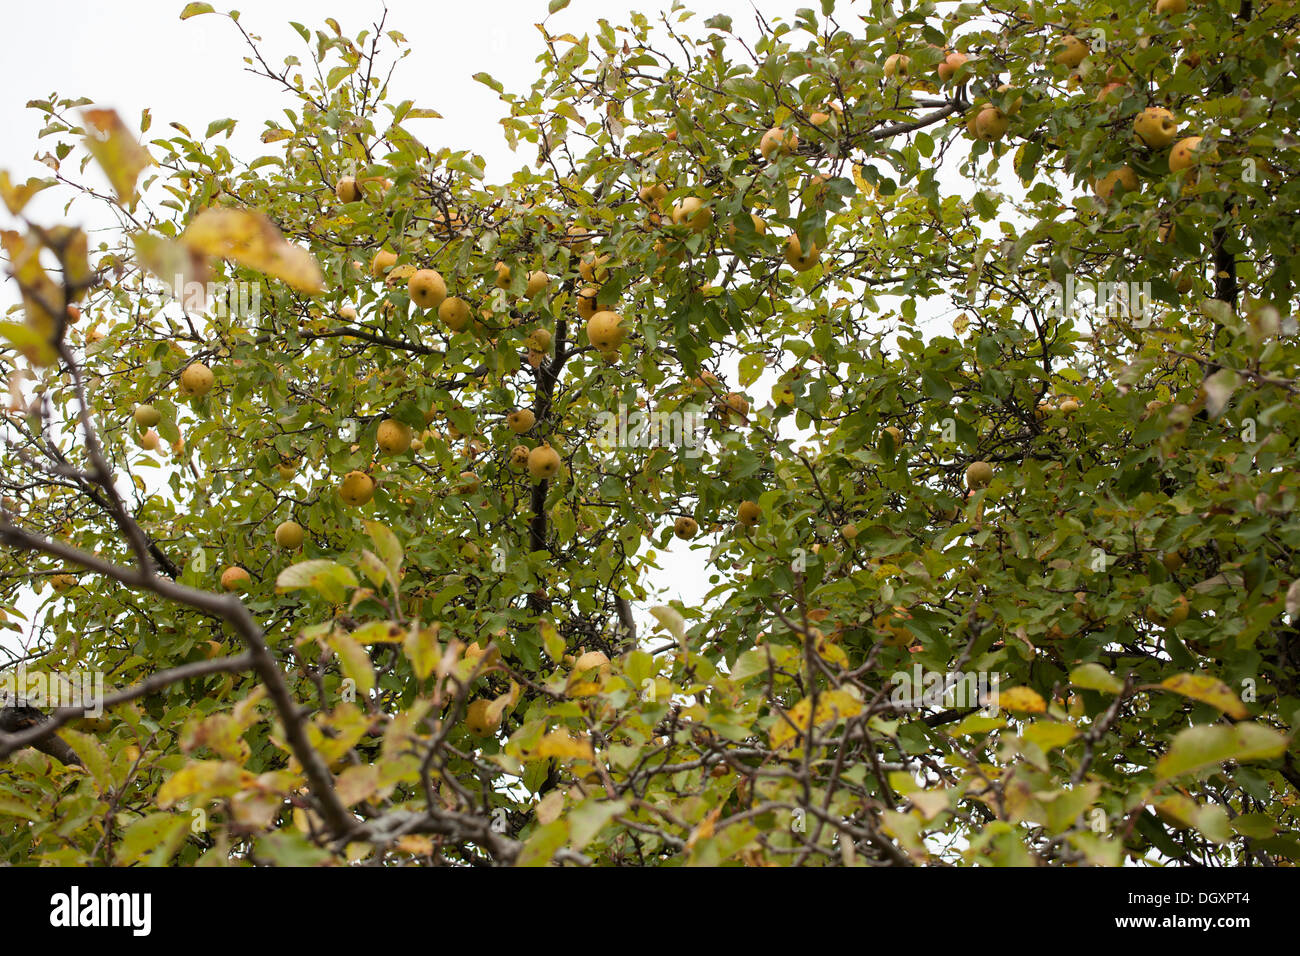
[370,249,398,278]
[1054,35,1089,68]
[726,213,768,243]
[525,270,550,297]
[671,196,712,233]
[737,500,762,528]
[528,444,561,480]
[579,253,612,285]
[1156,0,1188,13]
[883,53,912,79]
[335,177,362,203]
[179,362,214,398]
[509,445,530,470]
[1134,107,1178,148]
[937,51,968,83]
[339,470,375,507]
[965,460,994,489]
[507,409,536,433]
[563,225,593,252]
[784,235,820,271]
[974,106,1009,141]
[275,520,304,549]
[639,182,668,206]
[586,310,626,350]
[1169,136,1217,172]
[49,573,77,592]
[437,297,471,332]
[759,126,798,161]
[572,650,610,674]
[674,516,699,539]
[408,269,447,310]
[466,699,500,736]
[576,286,600,321]
[377,419,413,455]
[494,261,511,289]
[220,566,251,592]
[1094,165,1139,201]
[996,84,1024,115]
[133,404,161,428]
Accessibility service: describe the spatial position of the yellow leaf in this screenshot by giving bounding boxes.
[157,760,252,808]
[535,730,594,762]
[49,227,93,302]
[327,631,375,695]
[403,623,441,680]
[179,2,216,18]
[334,764,380,807]
[82,108,153,205]
[351,620,406,644]
[1021,721,1078,750]
[686,806,721,851]
[999,686,1047,714]
[395,835,434,856]
[770,689,862,750]
[909,789,949,821]
[1159,673,1249,719]
[536,789,565,825]
[133,232,210,299]
[0,172,52,215]
[182,206,325,294]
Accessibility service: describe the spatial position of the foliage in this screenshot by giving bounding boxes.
[1,0,1300,866]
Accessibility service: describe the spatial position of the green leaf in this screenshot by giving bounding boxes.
[516,819,569,866]
[729,648,770,683]
[738,353,765,387]
[1069,663,1124,694]
[404,624,441,680]
[329,631,376,696]
[62,728,112,794]
[1155,723,1288,782]
[649,605,686,644]
[1159,673,1249,719]
[179,2,216,19]
[363,521,403,581]
[567,798,626,849]
[117,813,188,865]
[275,560,358,603]
[205,118,236,139]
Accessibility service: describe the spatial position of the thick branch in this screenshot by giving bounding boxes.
[0,652,253,763]
[0,521,357,838]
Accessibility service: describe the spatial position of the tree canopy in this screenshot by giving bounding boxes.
[2,0,1300,866]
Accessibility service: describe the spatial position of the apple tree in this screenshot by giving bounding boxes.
[1,0,1300,865]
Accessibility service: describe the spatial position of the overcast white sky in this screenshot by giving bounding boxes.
[0,0,802,187]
